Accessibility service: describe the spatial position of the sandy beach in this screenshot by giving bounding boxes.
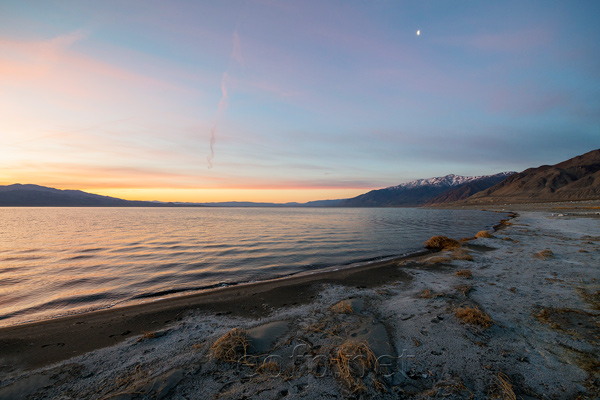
[1,205,599,399]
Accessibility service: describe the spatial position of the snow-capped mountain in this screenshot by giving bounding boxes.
[341,172,515,207]
[391,172,514,190]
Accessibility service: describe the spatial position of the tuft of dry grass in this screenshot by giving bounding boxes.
[460,237,476,243]
[419,289,444,299]
[455,269,473,279]
[255,360,280,376]
[331,341,378,392]
[534,249,554,260]
[136,331,156,343]
[425,236,460,251]
[331,300,354,314]
[455,305,493,327]
[475,230,494,238]
[455,284,473,296]
[210,328,249,362]
[494,372,516,400]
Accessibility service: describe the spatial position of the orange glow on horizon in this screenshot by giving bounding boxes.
[85,188,367,203]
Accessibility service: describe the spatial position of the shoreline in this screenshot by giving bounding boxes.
[0,246,435,373]
[0,248,426,330]
[1,203,598,398]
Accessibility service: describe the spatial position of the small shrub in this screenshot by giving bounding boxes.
[455,306,493,327]
[475,230,494,238]
[455,269,473,279]
[331,341,378,392]
[425,236,460,251]
[210,328,249,362]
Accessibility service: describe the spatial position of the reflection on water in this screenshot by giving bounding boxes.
[0,207,503,327]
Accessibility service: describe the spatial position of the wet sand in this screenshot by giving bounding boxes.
[0,249,423,374]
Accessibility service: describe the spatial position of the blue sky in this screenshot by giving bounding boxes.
[1,0,598,202]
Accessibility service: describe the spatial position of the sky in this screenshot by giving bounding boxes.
[1,1,599,203]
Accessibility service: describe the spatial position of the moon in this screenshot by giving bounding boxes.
[416,30,420,36]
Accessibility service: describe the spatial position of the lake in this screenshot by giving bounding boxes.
[0,207,504,327]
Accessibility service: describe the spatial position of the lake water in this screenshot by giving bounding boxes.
[0,207,504,327]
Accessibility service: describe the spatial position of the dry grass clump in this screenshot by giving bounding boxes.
[534,249,554,260]
[331,341,378,392]
[419,289,444,299]
[455,305,493,327]
[427,379,474,399]
[493,372,516,400]
[136,331,157,342]
[210,328,249,362]
[455,269,473,279]
[425,236,460,251]
[475,230,494,238]
[331,300,354,314]
[99,364,149,397]
[305,321,344,338]
[455,284,473,296]
[255,360,280,376]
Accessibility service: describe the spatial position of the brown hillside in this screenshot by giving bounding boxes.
[464,149,600,204]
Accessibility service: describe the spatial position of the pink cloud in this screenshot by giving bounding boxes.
[0,32,186,99]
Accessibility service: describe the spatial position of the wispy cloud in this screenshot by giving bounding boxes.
[207,30,243,168]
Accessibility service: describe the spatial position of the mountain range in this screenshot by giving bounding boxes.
[463,148,600,204]
[0,184,182,207]
[1,149,598,207]
[340,172,514,207]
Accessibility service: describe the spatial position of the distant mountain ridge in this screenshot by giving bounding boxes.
[0,184,181,207]
[390,173,502,190]
[2,149,598,207]
[464,149,600,204]
[340,172,515,207]
[0,184,342,207]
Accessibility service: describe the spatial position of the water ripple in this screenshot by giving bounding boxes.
[0,207,504,328]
